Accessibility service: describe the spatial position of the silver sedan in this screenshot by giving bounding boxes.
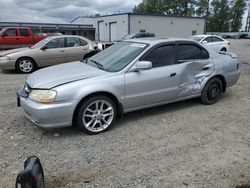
[18,38,240,134]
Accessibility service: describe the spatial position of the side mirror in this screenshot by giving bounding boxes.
[202,41,208,44]
[40,46,47,51]
[2,33,7,37]
[130,61,152,72]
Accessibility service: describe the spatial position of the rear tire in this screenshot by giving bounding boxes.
[16,58,36,73]
[75,95,117,134]
[201,77,222,105]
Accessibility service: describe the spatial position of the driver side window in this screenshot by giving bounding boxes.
[141,45,176,68]
[45,38,64,49]
[4,29,17,37]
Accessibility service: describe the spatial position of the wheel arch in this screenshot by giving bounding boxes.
[210,74,227,92]
[72,91,123,126]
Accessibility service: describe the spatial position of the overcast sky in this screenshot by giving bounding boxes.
[0,0,248,29]
[0,0,142,23]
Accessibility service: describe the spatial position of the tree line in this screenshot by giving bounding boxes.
[133,0,248,32]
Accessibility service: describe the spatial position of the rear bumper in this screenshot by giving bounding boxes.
[19,96,78,128]
[226,70,241,88]
[0,59,16,69]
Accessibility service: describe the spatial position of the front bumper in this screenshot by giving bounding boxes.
[19,95,79,128]
[0,59,16,69]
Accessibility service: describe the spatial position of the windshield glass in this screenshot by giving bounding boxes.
[0,28,6,35]
[89,41,148,72]
[190,36,204,42]
[30,38,51,49]
[122,33,135,40]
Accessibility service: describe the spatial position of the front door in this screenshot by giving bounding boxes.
[38,37,68,66]
[124,44,180,110]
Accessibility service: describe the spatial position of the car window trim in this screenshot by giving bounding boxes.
[139,42,177,68]
[176,41,210,61]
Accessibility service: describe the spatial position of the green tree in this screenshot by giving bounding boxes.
[133,0,195,16]
[207,0,231,32]
[230,0,247,31]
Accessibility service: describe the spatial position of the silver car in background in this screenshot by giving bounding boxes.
[0,35,97,73]
[18,38,240,134]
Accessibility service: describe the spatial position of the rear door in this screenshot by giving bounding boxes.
[38,37,68,66]
[65,37,89,62]
[18,28,33,47]
[124,43,181,110]
[175,42,214,98]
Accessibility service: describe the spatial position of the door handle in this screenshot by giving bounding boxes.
[60,50,64,52]
[202,67,209,71]
[170,73,176,77]
[16,38,20,40]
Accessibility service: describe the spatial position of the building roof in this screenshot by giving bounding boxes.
[0,21,95,30]
[71,12,205,23]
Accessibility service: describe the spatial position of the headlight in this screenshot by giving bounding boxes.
[28,90,57,103]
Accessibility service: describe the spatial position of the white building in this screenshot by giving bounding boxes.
[72,13,206,42]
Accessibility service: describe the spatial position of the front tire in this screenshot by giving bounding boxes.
[16,58,36,73]
[201,77,222,105]
[75,95,117,134]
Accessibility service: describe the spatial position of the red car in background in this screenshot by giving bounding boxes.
[0,27,47,50]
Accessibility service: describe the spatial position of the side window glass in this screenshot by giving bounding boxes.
[212,37,223,42]
[203,37,213,43]
[142,45,175,68]
[4,29,17,37]
[46,38,64,49]
[177,44,209,61]
[79,38,88,46]
[20,29,29,37]
[66,37,82,47]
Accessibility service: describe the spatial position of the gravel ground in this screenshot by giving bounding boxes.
[0,39,250,188]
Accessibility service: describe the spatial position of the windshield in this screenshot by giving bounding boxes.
[30,38,51,49]
[190,36,204,42]
[0,28,6,35]
[122,33,136,40]
[89,41,148,72]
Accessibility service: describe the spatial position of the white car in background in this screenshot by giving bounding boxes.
[190,35,230,52]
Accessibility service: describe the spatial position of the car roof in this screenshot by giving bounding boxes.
[124,37,197,45]
[46,35,87,40]
[192,34,221,38]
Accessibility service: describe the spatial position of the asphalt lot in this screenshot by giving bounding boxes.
[0,39,250,187]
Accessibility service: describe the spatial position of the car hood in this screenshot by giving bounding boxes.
[0,47,30,56]
[27,61,107,89]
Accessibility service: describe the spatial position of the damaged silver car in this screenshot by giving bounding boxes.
[18,38,240,134]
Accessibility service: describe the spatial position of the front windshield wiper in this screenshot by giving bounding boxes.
[89,59,104,70]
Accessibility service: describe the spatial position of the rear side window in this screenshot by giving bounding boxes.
[177,44,209,61]
[142,45,176,68]
[212,37,223,42]
[20,29,29,37]
[66,37,87,47]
